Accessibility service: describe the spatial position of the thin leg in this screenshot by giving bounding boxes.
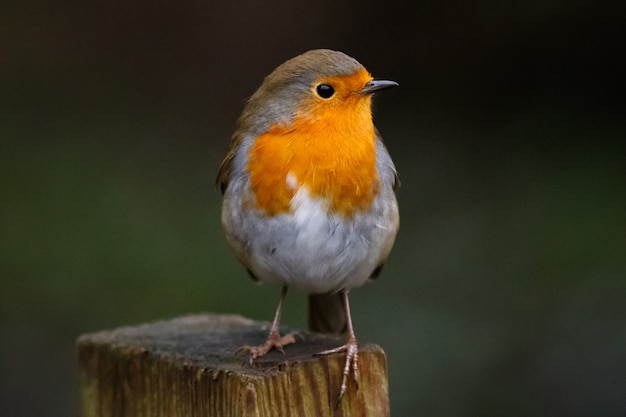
[317,290,359,403]
[237,285,296,364]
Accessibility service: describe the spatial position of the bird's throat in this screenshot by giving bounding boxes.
[247,113,379,218]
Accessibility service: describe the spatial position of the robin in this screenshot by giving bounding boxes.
[216,49,399,400]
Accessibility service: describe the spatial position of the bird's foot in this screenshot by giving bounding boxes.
[237,329,296,365]
[317,336,359,403]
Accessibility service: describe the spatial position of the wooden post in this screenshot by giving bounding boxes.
[77,314,390,417]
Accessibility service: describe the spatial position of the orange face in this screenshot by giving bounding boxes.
[247,68,379,218]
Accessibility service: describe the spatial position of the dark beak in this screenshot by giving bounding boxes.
[360,79,399,95]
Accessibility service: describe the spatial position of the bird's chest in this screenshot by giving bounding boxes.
[246,123,380,218]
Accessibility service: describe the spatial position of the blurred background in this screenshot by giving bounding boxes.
[1,0,625,416]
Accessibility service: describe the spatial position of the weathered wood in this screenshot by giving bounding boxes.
[77,314,389,417]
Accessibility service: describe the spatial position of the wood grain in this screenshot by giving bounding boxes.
[77,314,389,417]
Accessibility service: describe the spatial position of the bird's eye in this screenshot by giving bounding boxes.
[316,84,335,99]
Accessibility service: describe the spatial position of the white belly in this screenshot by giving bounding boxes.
[222,183,398,294]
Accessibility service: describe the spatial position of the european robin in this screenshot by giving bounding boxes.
[217,49,399,400]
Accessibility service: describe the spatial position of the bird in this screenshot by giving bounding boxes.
[216,49,399,400]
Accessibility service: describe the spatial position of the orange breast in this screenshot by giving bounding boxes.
[247,95,379,218]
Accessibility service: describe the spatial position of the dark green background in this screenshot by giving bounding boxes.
[1,1,624,416]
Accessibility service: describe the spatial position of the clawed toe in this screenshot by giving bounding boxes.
[236,330,297,365]
[317,337,359,403]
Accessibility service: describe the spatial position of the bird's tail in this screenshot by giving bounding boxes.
[308,292,348,335]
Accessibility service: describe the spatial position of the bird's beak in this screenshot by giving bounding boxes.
[360,79,399,95]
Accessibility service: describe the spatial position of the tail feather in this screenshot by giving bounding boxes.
[308,293,348,335]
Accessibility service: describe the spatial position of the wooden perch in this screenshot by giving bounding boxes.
[77,314,390,417]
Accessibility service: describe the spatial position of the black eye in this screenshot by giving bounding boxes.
[316,84,334,99]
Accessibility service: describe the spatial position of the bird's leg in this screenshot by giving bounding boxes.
[316,290,359,402]
[237,285,296,365]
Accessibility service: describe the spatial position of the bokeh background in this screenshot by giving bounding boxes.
[1,1,625,416]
